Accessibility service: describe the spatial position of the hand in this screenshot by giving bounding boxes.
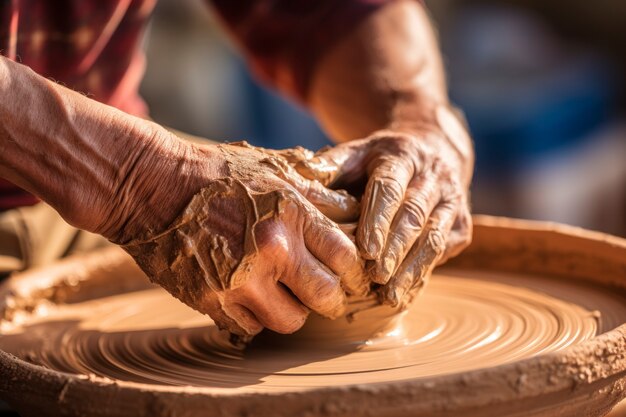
[294,105,474,308]
[109,139,368,339]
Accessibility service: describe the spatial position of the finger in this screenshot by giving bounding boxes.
[232,280,310,334]
[280,251,346,319]
[274,161,360,223]
[200,292,264,337]
[302,207,369,296]
[294,140,369,186]
[271,146,314,165]
[293,178,360,223]
[338,222,357,238]
[221,303,264,336]
[381,199,457,307]
[438,203,472,265]
[372,173,441,284]
[357,157,414,260]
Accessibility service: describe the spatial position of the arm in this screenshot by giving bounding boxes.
[210,0,472,307]
[0,56,366,337]
[300,1,474,306]
[0,56,205,243]
[309,0,448,141]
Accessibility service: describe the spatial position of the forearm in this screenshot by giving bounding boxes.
[309,0,447,142]
[0,57,206,242]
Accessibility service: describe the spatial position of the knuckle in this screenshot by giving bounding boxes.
[427,228,447,256]
[439,194,461,212]
[326,241,353,264]
[402,197,428,231]
[392,136,416,155]
[437,175,459,195]
[372,132,416,154]
[256,225,289,255]
[385,233,406,255]
[372,176,404,204]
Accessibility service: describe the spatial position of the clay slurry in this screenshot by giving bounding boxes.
[2,270,623,391]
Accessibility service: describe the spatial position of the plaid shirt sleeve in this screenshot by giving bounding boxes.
[0,0,413,211]
[208,0,401,102]
[0,0,154,117]
[0,0,156,211]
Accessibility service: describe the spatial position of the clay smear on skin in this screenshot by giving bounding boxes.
[122,143,367,337]
[3,269,625,392]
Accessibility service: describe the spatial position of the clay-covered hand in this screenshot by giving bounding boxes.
[294,106,474,308]
[119,141,368,340]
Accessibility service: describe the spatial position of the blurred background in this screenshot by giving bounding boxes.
[140,0,626,237]
[0,4,625,415]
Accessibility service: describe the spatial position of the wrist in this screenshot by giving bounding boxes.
[385,98,474,185]
[98,128,224,244]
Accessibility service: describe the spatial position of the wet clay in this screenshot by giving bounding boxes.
[1,217,626,417]
[1,269,624,390]
[123,142,367,338]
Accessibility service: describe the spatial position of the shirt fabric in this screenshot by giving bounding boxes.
[0,0,392,211]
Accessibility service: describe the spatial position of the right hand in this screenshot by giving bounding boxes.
[113,139,369,338]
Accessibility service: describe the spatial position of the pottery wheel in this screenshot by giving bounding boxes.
[1,216,625,417]
[1,270,622,391]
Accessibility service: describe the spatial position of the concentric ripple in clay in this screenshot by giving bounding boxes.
[2,270,625,393]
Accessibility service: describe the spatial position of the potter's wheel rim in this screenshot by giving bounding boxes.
[1,215,625,417]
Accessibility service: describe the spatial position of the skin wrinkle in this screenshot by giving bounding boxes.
[383,200,458,307]
[374,184,432,283]
[253,145,361,223]
[295,267,337,314]
[0,0,474,340]
[99,129,154,240]
[0,60,369,336]
[288,122,471,306]
[48,82,147,232]
[30,101,120,233]
[119,117,468,332]
[0,57,211,247]
[360,173,406,257]
[281,1,473,309]
[123,143,368,337]
[300,204,368,298]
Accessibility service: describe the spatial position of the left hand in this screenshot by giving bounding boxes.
[112,140,367,338]
[294,105,474,308]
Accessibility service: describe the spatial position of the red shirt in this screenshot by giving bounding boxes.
[0,0,390,211]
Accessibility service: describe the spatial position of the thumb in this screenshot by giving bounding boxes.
[266,154,360,222]
[260,145,363,222]
[285,171,360,223]
[294,145,350,186]
[295,139,372,189]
